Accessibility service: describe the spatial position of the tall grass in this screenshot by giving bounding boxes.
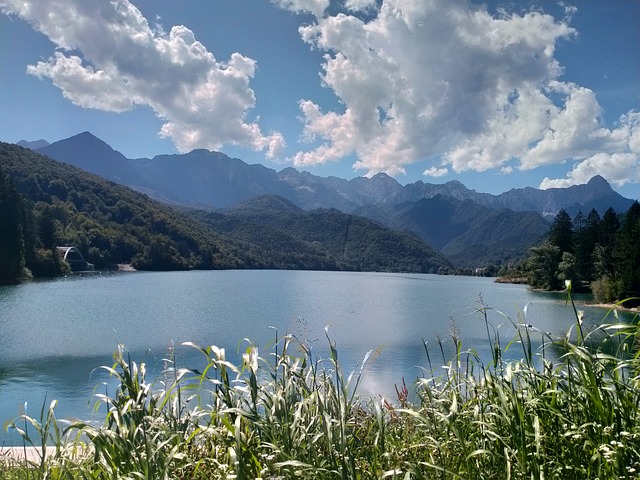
[3,294,640,479]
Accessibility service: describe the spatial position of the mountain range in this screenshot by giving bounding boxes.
[35,132,634,217]
[22,131,637,268]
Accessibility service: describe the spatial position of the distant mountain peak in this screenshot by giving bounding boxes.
[372,172,391,179]
[446,179,466,187]
[186,148,212,155]
[73,131,106,144]
[17,139,49,150]
[35,131,139,185]
[279,167,300,176]
[44,131,122,156]
[587,175,611,188]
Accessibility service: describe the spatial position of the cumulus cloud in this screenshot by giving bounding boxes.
[288,0,638,184]
[272,0,329,19]
[540,111,640,189]
[424,167,449,178]
[344,0,378,12]
[1,0,285,158]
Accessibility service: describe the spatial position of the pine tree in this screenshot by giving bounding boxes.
[582,209,601,281]
[617,201,640,299]
[594,208,621,281]
[0,165,26,284]
[572,210,589,282]
[548,209,573,254]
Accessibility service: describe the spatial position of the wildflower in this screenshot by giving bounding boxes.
[243,346,259,372]
[599,444,615,460]
[211,345,225,361]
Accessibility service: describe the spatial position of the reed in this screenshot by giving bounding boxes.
[3,293,640,479]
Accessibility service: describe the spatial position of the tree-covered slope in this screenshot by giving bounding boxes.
[0,142,250,272]
[194,195,453,274]
[353,195,550,268]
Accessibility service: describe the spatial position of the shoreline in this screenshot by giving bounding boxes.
[495,276,639,314]
[0,446,56,463]
[587,302,640,314]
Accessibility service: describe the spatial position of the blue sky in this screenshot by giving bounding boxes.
[0,0,638,199]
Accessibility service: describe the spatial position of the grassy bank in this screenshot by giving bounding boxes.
[2,295,640,479]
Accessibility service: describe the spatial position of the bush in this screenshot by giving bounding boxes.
[27,248,69,277]
[592,276,625,303]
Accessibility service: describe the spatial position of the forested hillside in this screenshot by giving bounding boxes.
[353,195,550,268]
[0,143,258,282]
[191,195,452,274]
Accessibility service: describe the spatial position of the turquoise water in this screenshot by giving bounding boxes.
[0,270,620,445]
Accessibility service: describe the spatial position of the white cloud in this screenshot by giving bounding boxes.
[272,0,329,19]
[424,167,449,178]
[1,0,285,158]
[540,111,640,189]
[344,0,378,12]
[289,0,639,185]
[519,82,629,169]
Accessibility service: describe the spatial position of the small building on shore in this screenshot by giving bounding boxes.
[56,246,94,272]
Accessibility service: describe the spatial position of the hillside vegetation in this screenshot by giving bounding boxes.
[354,195,549,268]
[0,142,260,281]
[510,205,640,305]
[192,195,451,273]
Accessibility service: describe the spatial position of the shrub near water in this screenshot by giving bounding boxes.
[4,296,640,479]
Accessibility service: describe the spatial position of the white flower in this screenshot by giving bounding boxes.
[211,345,225,361]
[243,346,259,372]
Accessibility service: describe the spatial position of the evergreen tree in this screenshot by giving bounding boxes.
[548,209,573,254]
[572,210,589,282]
[37,204,58,249]
[582,209,602,281]
[600,208,620,244]
[0,165,26,284]
[594,208,621,282]
[618,201,640,299]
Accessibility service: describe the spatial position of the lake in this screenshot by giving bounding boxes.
[0,270,624,445]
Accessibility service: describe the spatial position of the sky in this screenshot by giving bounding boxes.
[0,0,638,199]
